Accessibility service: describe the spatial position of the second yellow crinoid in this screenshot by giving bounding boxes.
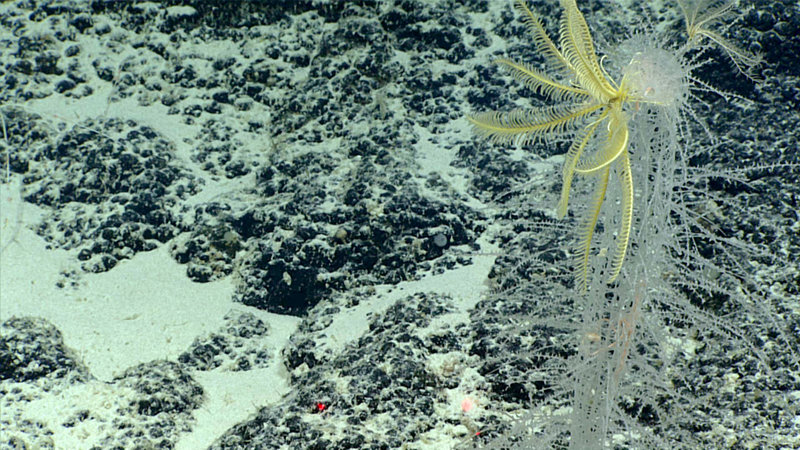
[469,0,669,290]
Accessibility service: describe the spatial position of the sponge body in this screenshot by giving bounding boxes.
[619,37,691,110]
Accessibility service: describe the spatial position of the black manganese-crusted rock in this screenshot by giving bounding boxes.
[0,316,87,382]
[210,293,468,449]
[3,109,201,273]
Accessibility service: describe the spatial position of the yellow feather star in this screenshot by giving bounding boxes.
[469,0,652,290]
